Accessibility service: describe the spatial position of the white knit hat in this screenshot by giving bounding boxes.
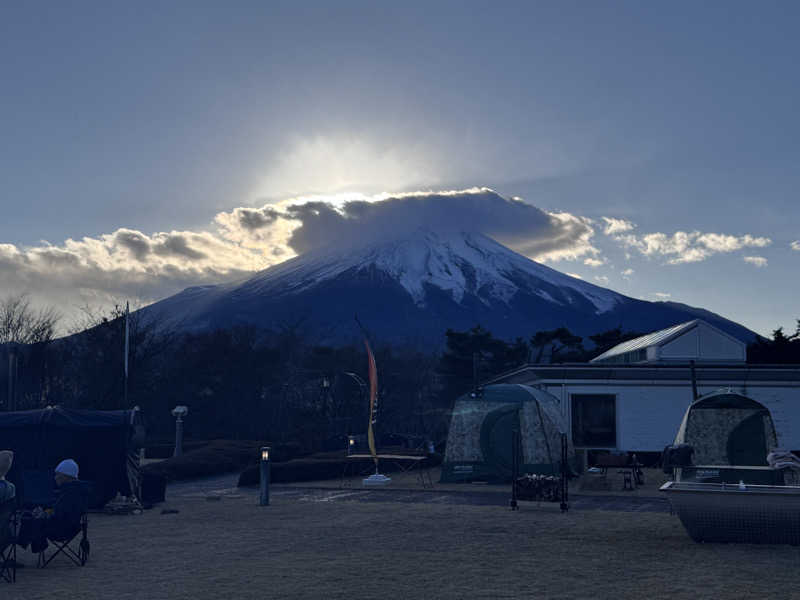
[55,459,79,479]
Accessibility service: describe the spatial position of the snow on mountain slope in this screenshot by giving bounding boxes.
[231,229,622,314]
[144,228,755,345]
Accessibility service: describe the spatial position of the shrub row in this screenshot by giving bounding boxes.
[142,440,308,482]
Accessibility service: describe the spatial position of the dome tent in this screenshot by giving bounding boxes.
[674,390,778,467]
[441,384,572,483]
[671,389,783,485]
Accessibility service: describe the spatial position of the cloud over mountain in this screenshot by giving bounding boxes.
[0,189,599,324]
[214,188,598,262]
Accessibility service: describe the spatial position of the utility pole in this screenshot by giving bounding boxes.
[6,343,18,412]
[7,347,13,411]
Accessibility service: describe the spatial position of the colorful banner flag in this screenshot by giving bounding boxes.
[356,316,379,466]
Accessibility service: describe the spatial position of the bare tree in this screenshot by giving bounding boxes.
[0,294,60,410]
[0,293,60,345]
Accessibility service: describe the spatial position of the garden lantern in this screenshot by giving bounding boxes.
[260,446,271,506]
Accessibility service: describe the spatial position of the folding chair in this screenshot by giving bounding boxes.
[20,470,56,509]
[0,499,18,583]
[37,481,90,568]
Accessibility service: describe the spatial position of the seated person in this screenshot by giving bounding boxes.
[0,451,15,504]
[47,459,86,540]
[22,459,87,553]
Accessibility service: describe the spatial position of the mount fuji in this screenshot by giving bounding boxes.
[144,229,755,347]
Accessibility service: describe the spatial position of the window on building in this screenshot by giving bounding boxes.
[571,394,616,447]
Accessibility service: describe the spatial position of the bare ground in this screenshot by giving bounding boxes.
[7,480,800,600]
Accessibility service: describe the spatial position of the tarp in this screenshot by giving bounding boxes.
[0,407,145,508]
[441,384,573,483]
[674,390,778,466]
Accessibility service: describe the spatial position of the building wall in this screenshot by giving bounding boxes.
[536,380,800,452]
[658,322,745,362]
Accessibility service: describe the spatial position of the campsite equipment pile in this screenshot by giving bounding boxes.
[510,430,570,512]
[513,474,563,502]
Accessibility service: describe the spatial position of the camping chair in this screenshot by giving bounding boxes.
[0,499,18,583]
[37,481,90,568]
[20,470,56,509]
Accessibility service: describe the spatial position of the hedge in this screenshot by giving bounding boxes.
[142,440,307,482]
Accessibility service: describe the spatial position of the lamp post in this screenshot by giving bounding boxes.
[259,446,271,506]
[171,405,188,457]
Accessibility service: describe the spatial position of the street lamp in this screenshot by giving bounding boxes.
[260,446,271,506]
[171,405,188,457]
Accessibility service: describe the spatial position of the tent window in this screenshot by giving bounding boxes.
[571,394,616,447]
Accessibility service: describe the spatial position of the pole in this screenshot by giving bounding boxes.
[560,433,569,513]
[7,348,13,412]
[174,416,183,457]
[510,429,519,510]
[259,447,271,506]
[690,360,698,401]
[473,352,478,396]
[124,302,130,407]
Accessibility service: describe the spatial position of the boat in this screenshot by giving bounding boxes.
[661,481,800,545]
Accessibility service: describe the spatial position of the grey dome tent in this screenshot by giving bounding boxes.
[0,406,145,508]
[673,390,780,483]
[441,384,573,483]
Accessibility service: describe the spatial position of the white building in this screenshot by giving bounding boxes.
[490,320,800,453]
[590,319,746,365]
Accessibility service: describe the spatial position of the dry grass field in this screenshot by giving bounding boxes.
[6,483,800,600]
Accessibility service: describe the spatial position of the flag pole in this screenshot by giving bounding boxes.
[355,315,390,486]
[124,301,130,407]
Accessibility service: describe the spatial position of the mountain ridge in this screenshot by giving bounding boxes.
[143,229,757,348]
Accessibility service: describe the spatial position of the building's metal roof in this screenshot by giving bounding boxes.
[590,320,699,363]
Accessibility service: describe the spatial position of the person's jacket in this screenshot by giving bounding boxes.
[0,480,15,504]
[47,481,89,541]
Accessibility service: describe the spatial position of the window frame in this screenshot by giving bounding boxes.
[570,392,618,449]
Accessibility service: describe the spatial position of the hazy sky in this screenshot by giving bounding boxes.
[1,1,798,336]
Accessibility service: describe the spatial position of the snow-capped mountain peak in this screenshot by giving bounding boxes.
[234,228,620,314]
[144,228,754,346]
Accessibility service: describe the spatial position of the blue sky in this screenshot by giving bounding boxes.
[1,1,798,336]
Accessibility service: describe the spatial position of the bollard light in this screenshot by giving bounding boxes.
[171,405,188,457]
[259,446,271,506]
[347,435,356,455]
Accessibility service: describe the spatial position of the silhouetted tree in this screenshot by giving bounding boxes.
[748,322,800,364]
[0,294,60,410]
[529,327,584,363]
[438,326,528,404]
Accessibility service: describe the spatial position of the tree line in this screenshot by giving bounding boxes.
[2,293,798,448]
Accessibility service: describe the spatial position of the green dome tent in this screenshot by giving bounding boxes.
[675,390,778,466]
[441,384,572,483]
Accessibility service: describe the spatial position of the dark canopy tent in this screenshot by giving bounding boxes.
[0,407,145,509]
